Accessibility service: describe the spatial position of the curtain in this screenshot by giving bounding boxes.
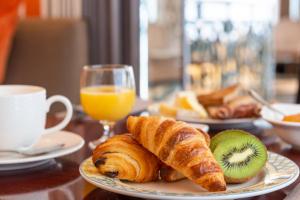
[82,0,141,94]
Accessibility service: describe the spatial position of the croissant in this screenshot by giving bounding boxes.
[92,133,160,183]
[160,163,185,182]
[127,116,226,191]
[160,128,211,182]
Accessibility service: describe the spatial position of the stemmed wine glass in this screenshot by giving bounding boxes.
[80,64,136,149]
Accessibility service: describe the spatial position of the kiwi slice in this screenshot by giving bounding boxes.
[210,130,255,152]
[213,135,267,183]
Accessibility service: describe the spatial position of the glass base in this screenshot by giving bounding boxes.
[88,135,110,150]
[89,120,115,150]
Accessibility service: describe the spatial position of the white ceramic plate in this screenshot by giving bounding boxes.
[148,104,257,130]
[187,123,209,133]
[0,130,84,165]
[80,152,299,200]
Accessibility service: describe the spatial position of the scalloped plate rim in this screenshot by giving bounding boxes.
[79,152,299,200]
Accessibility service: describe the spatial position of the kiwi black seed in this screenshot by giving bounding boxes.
[213,135,267,183]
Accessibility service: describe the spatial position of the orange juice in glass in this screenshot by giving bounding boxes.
[80,65,135,149]
[80,86,135,121]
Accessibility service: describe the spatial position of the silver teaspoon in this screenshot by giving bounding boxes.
[247,89,285,116]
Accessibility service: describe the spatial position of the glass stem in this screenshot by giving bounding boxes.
[101,120,115,139]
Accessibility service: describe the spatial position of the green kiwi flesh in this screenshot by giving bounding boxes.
[213,136,267,183]
[210,129,255,152]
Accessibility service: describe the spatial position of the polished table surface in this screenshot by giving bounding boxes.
[0,113,299,200]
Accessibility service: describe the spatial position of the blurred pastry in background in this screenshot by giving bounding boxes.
[207,96,261,120]
[159,103,178,118]
[153,84,261,120]
[158,91,208,119]
[197,84,240,107]
[175,91,208,118]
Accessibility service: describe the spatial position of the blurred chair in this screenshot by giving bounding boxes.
[4,18,88,105]
[274,18,300,64]
[274,18,300,102]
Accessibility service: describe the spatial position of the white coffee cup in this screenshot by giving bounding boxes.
[0,85,73,150]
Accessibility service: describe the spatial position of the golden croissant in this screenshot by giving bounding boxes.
[92,134,160,183]
[127,116,226,191]
[160,163,185,182]
[160,128,211,182]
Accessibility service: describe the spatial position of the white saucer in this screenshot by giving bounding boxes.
[0,159,56,171]
[0,130,85,165]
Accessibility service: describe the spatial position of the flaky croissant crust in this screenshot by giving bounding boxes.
[127,116,226,191]
[160,127,211,182]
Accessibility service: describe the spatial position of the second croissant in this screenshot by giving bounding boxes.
[127,116,226,192]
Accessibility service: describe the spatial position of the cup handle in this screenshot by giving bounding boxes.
[44,95,73,135]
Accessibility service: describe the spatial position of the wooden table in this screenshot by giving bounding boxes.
[0,114,299,200]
